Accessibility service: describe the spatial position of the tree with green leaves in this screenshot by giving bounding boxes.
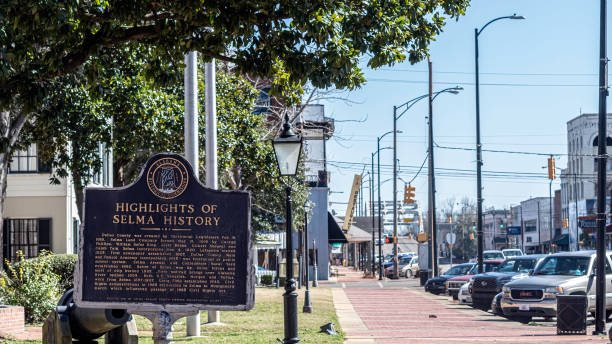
[26,47,308,232]
[1,0,470,262]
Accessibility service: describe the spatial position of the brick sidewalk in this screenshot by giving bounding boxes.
[332,276,609,343]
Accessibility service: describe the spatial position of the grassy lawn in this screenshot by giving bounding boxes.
[3,287,344,344]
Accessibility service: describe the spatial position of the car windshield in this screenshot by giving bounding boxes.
[503,250,522,257]
[497,259,536,273]
[468,262,501,274]
[445,264,473,276]
[399,257,411,264]
[483,252,504,260]
[534,256,591,276]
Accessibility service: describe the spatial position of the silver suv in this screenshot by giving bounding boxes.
[501,250,612,322]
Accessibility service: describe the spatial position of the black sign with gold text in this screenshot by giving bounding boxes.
[74,153,254,311]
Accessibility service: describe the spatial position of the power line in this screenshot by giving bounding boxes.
[376,68,599,77]
[367,78,598,87]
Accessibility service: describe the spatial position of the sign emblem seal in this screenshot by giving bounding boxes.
[146,157,189,199]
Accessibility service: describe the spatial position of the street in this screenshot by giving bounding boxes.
[328,267,609,344]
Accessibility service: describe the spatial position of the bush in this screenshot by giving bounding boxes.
[260,274,274,285]
[0,251,61,323]
[26,254,77,293]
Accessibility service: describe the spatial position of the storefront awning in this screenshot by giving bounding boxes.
[328,212,348,244]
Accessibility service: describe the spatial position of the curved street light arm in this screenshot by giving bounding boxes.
[478,14,525,36]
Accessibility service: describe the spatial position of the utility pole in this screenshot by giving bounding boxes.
[594,0,608,334]
[427,57,438,277]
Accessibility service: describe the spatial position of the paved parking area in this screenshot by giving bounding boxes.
[331,267,609,344]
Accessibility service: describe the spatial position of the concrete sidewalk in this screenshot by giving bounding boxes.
[331,267,609,344]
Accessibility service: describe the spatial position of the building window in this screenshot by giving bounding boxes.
[9,144,51,173]
[526,237,533,243]
[2,218,51,262]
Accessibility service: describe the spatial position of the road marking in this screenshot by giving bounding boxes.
[378,282,384,288]
[342,283,346,288]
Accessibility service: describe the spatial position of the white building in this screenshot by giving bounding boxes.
[560,113,612,250]
[518,197,553,254]
[482,209,510,251]
[2,143,112,262]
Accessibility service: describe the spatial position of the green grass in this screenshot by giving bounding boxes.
[3,287,344,344]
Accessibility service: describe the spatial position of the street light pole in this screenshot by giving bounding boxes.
[594,0,607,334]
[474,14,525,273]
[303,210,312,313]
[371,154,376,274]
[392,87,461,277]
[376,133,393,279]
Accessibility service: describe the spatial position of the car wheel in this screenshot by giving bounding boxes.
[407,270,413,278]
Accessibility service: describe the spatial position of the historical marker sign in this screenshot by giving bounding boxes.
[74,153,254,312]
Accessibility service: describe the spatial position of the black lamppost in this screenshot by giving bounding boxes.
[302,209,312,313]
[376,132,395,280]
[474,14,525,273]
[272,112,303,344]
[392,86,462,278]
[594,0,607,335]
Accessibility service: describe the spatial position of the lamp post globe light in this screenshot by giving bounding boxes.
[272,112,303,344]
[474,14,524,274]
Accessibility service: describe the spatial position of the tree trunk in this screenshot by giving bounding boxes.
[0,109,29,269]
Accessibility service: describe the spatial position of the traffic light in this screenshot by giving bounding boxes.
[563,218,569,228]
[448,216,453,224]
[472,221,476,230]
[385,236,391,244]
[547,157,556,180]
[403,184,416,204]
[469,232,475,240]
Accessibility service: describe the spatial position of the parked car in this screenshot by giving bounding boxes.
[471,254,546,310]
[458,281,472,305]
[382,253,413,270]
[384,255,414,278]
[446,260,504,300]
[501,250,612,323]
[401,256,419,278]
[502,249,524,258]
[469,250,505,263]
[424,263,475,295]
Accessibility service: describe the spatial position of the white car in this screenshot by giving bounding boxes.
[502,249,523,258]
[401,256,419,277]
[458,281,472,305]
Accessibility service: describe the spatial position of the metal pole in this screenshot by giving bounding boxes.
[520,206,524,253]
[549,178,553,253]
[428,57,438,277]
[303,211,312,313]
[474,28,484,274]
[184,51,201,337]
[575,173,579,251]
[392,106,399,279]
[371,155,376,273]
[377,140,383,280]
[204,60,221,326]
[595,0,607,333]
[312,239,318,287]
[537,202,541,253]
[283,186,299,343]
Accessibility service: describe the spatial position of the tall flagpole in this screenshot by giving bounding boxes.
[184,51,201,337]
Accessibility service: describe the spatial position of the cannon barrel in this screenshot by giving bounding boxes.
[57,289,131,341]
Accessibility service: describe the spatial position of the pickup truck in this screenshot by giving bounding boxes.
[501,250,612,323]
[446,260,504,300]
[470,254,546,310]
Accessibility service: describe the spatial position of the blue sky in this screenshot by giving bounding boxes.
[322,0,606,215]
